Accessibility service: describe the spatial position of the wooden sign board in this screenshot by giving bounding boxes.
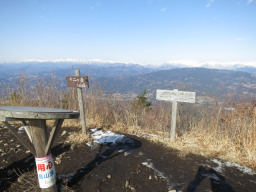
[156,89,196,103]
[66,76,89,88]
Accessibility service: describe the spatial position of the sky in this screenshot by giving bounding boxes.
[0,0,256,67]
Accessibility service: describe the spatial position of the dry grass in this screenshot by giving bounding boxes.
[9,169,75,192]
[66,132,92,145]
[9,170,40,192]
[2,76,256,171]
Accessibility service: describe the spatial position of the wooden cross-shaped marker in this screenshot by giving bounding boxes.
[156,89,196,141]
[66,70,89,134]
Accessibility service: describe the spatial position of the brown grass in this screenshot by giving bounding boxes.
[2,76,256,171]
[66,132,92,145]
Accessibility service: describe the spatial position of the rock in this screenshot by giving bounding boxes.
[10,139,14,142]
[71,143,76,150]
[15,148,22,153]
[61,130,67,136]
[0,140,3,143]
[16,144,21,148]
[4,143,8,147]
[55,157,61,165]
[148,175,152,180]
[106,174,111,179]
[1,153,6,157]
[124,151,131,156]
[2,159,7,163]
[125,180,129,188]
[168,190,176,192]
[130,186,136,192]
[25,150,30,154]
[17,174,25,183]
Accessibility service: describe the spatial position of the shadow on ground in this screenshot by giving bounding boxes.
[186,166,236,192]
[58,137,142,188]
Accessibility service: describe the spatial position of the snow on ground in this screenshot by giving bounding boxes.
[210,159,255,175]
[142,159,175,191]
[89,128,134,146]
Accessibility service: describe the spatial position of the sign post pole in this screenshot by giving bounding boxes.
[75,70,87,134]
[66,71,88,134]
[156,89,196,141]
[171,100,178,141]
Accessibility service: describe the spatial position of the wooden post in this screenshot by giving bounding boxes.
[156,88,196,142]
[30,120,57,192]
[170,100,177,141]
[75,70,87,134]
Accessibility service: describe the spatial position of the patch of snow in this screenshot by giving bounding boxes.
[86,142,93,147]
[18,126,25,134]
[89,128,132,145]
[142,160,174,191]
[249,179,256,184]
[124,151,131,156]
[210,159,255,175]
[201,173,220,181]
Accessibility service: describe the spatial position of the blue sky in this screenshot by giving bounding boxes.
[0,0,256,67]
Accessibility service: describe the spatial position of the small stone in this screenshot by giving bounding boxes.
[55,157,61,165]
[130,186,136,192]
[148,175,152,180]
[71,144,75,150]
[106,174,111,179]
[16,144,21,148]
[0,140,3,143]
[4,143,8,147]
[10,139,14,142]
[61,130,67,136]
[125,180,129,188]
[124,152,131,157]
[154,175,158,181]
[168,190,176,192]
[17,175,25,183]
[25,150,30,154]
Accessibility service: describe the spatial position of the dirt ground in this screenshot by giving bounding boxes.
[0,125,256,192]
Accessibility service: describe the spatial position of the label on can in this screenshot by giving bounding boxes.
[35,154,56,188]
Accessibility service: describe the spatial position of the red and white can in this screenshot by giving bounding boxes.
[35,154,56,188]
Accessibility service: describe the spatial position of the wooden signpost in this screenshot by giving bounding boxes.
[156,89,196,141]
[66,70,89,134]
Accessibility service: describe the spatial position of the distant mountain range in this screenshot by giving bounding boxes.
[100,68,256,99]
[1,62,256,100]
